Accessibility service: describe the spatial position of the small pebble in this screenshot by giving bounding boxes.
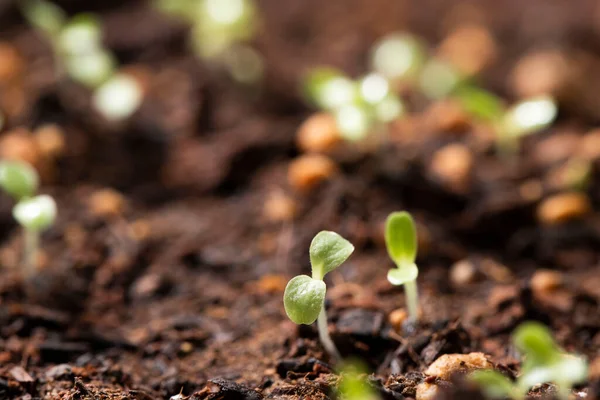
[263,191,297,222]
[87,189,127,219]
[426,100,471,134]
[438,24,497,76]
[388,308,408,333]
[537,192,591,225]
[450,259,476,287]
[288,154,338,193]
[296,112,340,153]
[429,143,474,192]
[34,124,66,159]
[0,127,41,168]
[530,269,564,296]
[510,50,569,98]
[579,129,600,160]
[0,42,24,83]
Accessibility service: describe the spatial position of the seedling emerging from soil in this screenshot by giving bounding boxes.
[303,68,404,142]
[22,0,142,121]
[497,96,558,155]
[283,231,354,360]
[337,360,381,400]
[0,161,56,276]
[385,212,419,321]
[371,33,426,83]
[470,321,588,400]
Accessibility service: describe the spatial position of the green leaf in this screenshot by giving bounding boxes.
[13,194,57,232]
[58,14,103,56]
[0,160,39,200]
[371,33,426,81]
[469,370,515,399]
[337,360,379,400]
[303,67,357,111]
[502,96,557,139]
[309,231,354,279]
[418,59,463,100]
[21,0,67,37]
[385,211,417,266]
[513,322,560,367]
[387,264,418,285]
[455,86,505,122]
[283,275,326,325]
[334,103,373,142]
[555,355,588,385]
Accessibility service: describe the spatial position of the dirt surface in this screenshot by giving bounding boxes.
[0,0,600,399]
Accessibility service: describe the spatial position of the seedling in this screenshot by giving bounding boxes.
[470,321,588,400]
[155,0,263,85]
[21,0,142,121]
[0,160,56,276]
[370,33,426,83]
[303,68,404,142]
[337,360,381,400]
[283,231,354,360]
[385,211,419,321]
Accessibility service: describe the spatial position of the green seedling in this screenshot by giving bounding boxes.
[455,86,505,123]
[283,231,355,360]
[418,59,464,100]
[155,0,262,85]
[337,360,381,400]
[0,161,56,276]
[385,211,419,321]
[496,96,558,155]
[21,1,142,121]
[371,33,426,83]
[470,321,588,400]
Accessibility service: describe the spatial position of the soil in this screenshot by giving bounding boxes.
[0,0,599,399]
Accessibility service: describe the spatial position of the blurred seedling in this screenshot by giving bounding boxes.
[21,0,143,121]
[385,211,419,322]
[303,67,404,142]
[283,231,354,360]
[0,160,56,276]
[155,0,263,85]
[337,360,381,400]
[470,321,588,400]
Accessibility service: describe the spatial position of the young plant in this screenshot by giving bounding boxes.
[470,321,588,400]
[21,0,142,121]
[385,211,419,321]
[337,360,381,400]
[283,231,354,360]
[0,161,56,276]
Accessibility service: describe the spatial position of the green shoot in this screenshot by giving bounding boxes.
[0,160,39,200]
[384,211,419,321]
[418,59,464,100]
[0,160,56,277]
[496,96,557,155]
[13,194,57,277]
[21,1,142,121]
[470,321,588,400]
[337,360,381,400]
[304,67,358,111]
[371,33,426,83]
[283,231,354,360]
[454,86,505,123]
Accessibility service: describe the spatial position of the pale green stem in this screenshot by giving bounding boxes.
[23,228,39,277]
[404,280,419,321]
[317,306,341,360]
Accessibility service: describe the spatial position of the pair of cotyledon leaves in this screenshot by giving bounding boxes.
[470,321,588,400]
[283,212,418,325]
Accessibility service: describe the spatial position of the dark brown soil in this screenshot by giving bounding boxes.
[0,0,599,399]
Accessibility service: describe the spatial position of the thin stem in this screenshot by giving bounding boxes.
[317,306,341,361]
[404,280,419,321]
[23,228,39,277]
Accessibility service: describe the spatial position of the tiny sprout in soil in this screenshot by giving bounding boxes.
[470,321,588,400]
[283,230,354,360]
[0,160,56,277]
[385,211,420,322]
[337,360,380,400]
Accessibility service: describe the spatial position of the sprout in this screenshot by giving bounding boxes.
[92,74,143,121]
[304,67,358,111]
[21,0,67,38]
[64,50,116,88]
[371,33,426,82]
[360,73,390,105]
[57,14,103,56]
[385,211,419,321]
[497,96,558,155]
[418,59,463,100]
[470,321,588,400]
[337,360,381,400]
[13,194,57,277]
[283,231,355,360]
[373,94,404,123]
[0,160,39,200]
[455,86,505,123]
[334,104,372,142]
